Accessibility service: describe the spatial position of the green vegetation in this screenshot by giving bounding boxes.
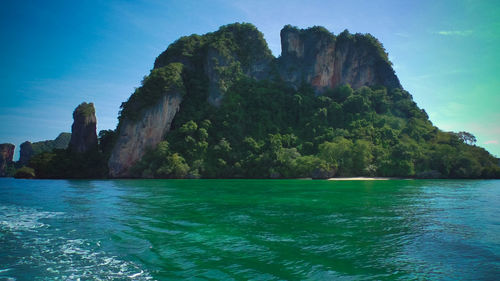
[282,25,391,66]
[26,130,114,179]
[75,102,96,117]
[337,29,392,65]
[130,77,500,179]
[19,23,499,179]
[31,132,71,154]
[13,166,35,179]
[3,163,16,177]
[123,23,499,179]
[119,63,185,121]
[155,23,273,70]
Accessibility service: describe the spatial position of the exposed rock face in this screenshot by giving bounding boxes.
[205,47,273,106]
[0,143,15,177]
[204,47,234,106]
[108,23,403,178]
[277,26,401,92]
[108,93,183,177]
[154,23,273,107]
[18,141,34,166]
[69,102,98,153]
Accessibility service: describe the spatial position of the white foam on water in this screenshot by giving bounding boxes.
[0,205,64,232]
[0,269,12,273]
[128,270,144,278]
[19,233,154,280]
[0,204,153,280]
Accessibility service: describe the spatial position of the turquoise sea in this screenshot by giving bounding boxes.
[0,178,499,280]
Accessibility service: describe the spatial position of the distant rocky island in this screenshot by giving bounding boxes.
[2,23,499,179]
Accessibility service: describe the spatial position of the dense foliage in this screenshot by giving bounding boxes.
[118,23,499,179]
[154,23,273,70]
[13,166,35,179]
[130,76,500,179]
[26,130,114,179]
[31,132,71,154]
[19,23,499,179]
[74,102,96,118]
[119,63,185,121]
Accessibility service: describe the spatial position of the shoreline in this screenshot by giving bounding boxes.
[327,177,405,181]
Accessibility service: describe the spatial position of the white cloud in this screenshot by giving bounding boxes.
[435,30,473,36]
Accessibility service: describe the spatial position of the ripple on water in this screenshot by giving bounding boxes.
[0,204,153,280]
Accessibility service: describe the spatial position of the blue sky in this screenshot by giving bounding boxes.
[1,0,499,158]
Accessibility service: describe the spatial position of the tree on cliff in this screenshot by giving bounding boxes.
[457,131,477,146]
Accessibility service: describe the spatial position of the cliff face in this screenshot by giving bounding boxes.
[108,24,273,177]
[154,23,273,107]
[108,62,185,177]
[18,141,34,166]
[108,23,403,178]
[108,93,183,177]
[69,102,98,153]
[277,26,401,92]
[0,143,15,177]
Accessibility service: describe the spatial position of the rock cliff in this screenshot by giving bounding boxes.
[69,102,98,153]
[154,23,273,107]
[108,63,186,177]
[277,25,401,92]
[18,141,34,166]
[0,143,15,177]
[109,93,183,177]
[108,23,403,178]
[109,23,273,177]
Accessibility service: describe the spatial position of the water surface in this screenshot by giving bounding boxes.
[1,178,499,280]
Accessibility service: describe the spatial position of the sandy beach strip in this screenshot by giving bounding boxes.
[327,177,393,181]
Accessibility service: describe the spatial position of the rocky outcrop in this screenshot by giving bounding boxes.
[18,133,71,165]
[277,25,401,92]
[69,102,98,153]
[108,93,183,177]
[18,141,34,166]
[157,24,400,106]
[108,23,403,178]
[204,47,235,106]
[154,23,273,107]
[0,143,15,177]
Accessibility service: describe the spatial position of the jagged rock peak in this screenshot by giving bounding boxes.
[152,23,401,105]
[69,102,97,153]
[278,25,401,91]
[0,143,15,177]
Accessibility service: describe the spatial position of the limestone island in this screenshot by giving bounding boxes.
[3,23,499,179]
